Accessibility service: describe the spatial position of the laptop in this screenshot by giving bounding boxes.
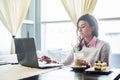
[14,38,63,68]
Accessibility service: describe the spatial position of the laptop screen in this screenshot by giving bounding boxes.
[14,38,39,68]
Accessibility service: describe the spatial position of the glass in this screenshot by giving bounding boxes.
[73,52,84,66]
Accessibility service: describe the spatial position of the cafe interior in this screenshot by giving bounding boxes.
[0,0,120,80]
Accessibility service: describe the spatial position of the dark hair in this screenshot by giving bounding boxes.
[76,14,98,51]
[77,14,98,37]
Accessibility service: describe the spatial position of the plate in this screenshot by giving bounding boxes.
[85,67,112,75]
[71,66,89,72]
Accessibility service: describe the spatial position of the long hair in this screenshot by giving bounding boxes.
[76,14,98,51]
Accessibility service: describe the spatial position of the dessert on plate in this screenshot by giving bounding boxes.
[94,60,107,71]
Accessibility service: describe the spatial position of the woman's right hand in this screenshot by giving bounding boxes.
[38,56,57,63]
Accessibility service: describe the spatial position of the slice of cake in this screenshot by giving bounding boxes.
[94,60,107,71]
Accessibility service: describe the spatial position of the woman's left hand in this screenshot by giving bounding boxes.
[80,59,91,67]
[74,58,91,67]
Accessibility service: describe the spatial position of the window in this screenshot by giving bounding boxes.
[0,22,11,54]
[41,0,120,53]
[41,22,76,51]
[0,1,35,54]
[41,0,70,21]
[41,0,77,51]
[1,0,120,54]
[93,0,120,53]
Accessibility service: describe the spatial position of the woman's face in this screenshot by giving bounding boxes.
[77,20,93,39]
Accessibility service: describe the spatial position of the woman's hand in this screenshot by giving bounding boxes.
[38,56,57,63]
[74,58,90,67]
[79,59,90,67]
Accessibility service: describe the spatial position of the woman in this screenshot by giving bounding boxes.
[63,14,111,67]
[39,14,111,67]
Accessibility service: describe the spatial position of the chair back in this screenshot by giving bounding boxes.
[109,53,120,68]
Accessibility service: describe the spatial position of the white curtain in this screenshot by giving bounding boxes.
[0,0,31,54]
[61,0,97,25]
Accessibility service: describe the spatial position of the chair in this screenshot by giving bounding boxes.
[109,53,120,68]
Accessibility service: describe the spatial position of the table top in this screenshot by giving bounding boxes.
[21,66,120,80]
[0,64,61,80]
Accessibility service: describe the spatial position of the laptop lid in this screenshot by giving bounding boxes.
[14,38,39,68]
[14,38,63,68]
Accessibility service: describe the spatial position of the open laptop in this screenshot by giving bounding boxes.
[14,38,63,68]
